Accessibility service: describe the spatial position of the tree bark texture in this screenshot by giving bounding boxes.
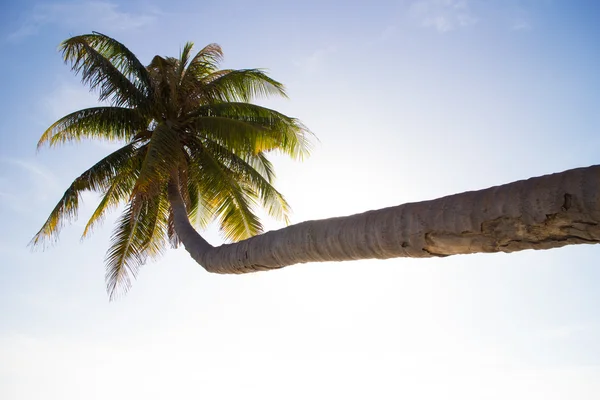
[169,165,600,274]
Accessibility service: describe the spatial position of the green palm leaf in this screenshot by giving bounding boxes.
[195,148,263,240]
[105,192,169,299]
[181,43,223,81]
[86,32,153,93]
[186,102,312,159]
[134,123,184,198]
[200,69,287,103]
[61,34,151,108]
[37,107,148,148]
[147,55,180,115]
[30,142,141,247]
[81,149,144,238]
[201,139,291,223]
[175,42,195,89]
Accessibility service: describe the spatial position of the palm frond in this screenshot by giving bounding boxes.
[214,185,262,241]
[253,152,276,183]
[185,178,206,227]
[37,107,148,148]
[143,193,171,259]
[30,142,140,248]
[182,43,223,79]
[177,43,223,110]
[178,167,215,232]
[81,185,120,239]
[176,42,195,83]
[86,32,152,95]
[187,103,313,159]
[81,154,142,238]
[147,55,180,115]
[134,124,184,198]
[191,116,275,155]
[171,42,196,110]
[61,34,150,108]
[189,102,312,153]
[201,139,291,223]
[200,69,287,103]
[105,200,145,299]
[192,145,263,240]
[105,193,169,299]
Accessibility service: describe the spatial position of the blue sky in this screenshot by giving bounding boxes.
[1,1,600,399]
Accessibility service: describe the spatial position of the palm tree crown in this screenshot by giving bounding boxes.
[31,32,312,298]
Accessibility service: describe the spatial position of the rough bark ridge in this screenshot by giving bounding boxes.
[169,165,600,274]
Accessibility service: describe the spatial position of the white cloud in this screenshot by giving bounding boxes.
[410,0,478,33]
[8,1,159,42]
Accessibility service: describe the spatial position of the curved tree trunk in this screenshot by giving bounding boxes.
[168,165,600,274]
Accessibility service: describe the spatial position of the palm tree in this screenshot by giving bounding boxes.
[32,33,600,299]
[31,32,311,298]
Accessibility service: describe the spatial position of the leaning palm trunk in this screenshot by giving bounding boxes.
[35,33,600,297]
[169,165,600,274]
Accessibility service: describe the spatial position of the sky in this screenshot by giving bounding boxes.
[1,0,600,399]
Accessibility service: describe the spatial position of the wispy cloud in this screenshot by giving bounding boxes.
[42,80,99,121]
[506,4,534,32]
[39,80,123,152]
[8,1,160,42]
[368,25,398,46]
[295,45,337,74]
[410,0,477,33]
[2,158,59,191]
[510,18,533,32]
[0,158,60,213]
